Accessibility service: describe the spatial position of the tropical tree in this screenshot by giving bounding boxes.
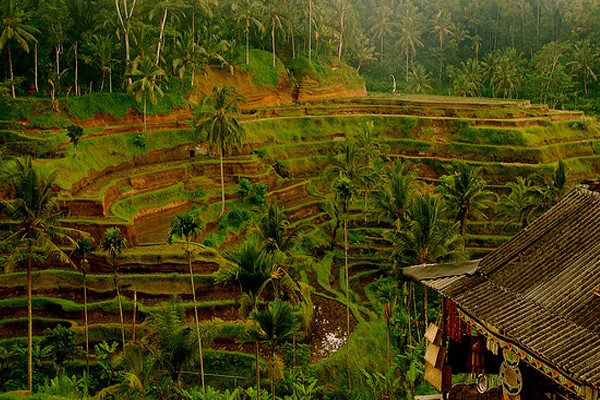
[396,4,424,82]
[264,0,288,67]
[386,194,463,328]
[66,125,84,155]
[495,176,537,230]
[334,174,356,391]
[434,163,496,241]
[84,34,118,93]
[0,0,38,98]
[368,6,393,61]
[194,85,247,216]
[0,158,84,394]
[100,227,128,347]
[252,203,305,254]
[405,64,433,94]
[127,56,166,132]
[147,299,195,386]
[74,237,97,377]
[432,9,455,79]
[372,158,416,226]
[246,299,300,400]
[114,0,138,84]
[232,0,265,65]
[166,211,206,392]
[528,160,570,216]
[449,59,483,97]
[568,39,598,95]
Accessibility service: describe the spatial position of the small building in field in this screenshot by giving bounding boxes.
[405,185,600,400]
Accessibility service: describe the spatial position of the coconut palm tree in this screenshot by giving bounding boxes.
[0,0,38,98]
[264,0,288,67]
[74,237,97,377]
[1,157,85,395]
[368,6,393,62]
[334,174,357,391]
[246,299,300,400]
[232,0,265,65]
[252,203,307,254]
[495,177,538,230]
[194,85,247,216]
[434,163,496,241]
[568,39,598,95]
[127,56,166,132]
[100,227,128,347]
[372,158,416,226]
[432,9,455,79]
[396,4,424,82]
[167,211,206,392]
[386,194,463,328]
[405,64,433,94]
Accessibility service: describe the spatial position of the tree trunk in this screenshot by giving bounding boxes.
[131,290,137,343]
[308,0,312,64]
[255,341,261,400]
[219,146,226,216]
[338,0,347,61]
[113,262,125,347]
[143,94,147,132]
[34,43,39,93]
[188,246,206,393]
[8,42,15,98]
[271,23,276,68]
[74,41,79,96]
[245,28,250,65]
[156,2,169,65]
[27,254,33,395]
[423,284,428,330]
[344,202,351,392]
[271,346,276,400]
[83,270,90,377]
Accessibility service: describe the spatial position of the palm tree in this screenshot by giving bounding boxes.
[386,194,463,328]
[432,9,455,79]
[246,299,300,400]
[100,227,128,347]
[220,237,301,309]
[264,0,288,67]
[372,158,416,226]
[405,64,433,94]
[334,175,356,391]
[396,4,424,82]
[167,211,206,392]
[0,0,38,98]
[252,203,305,254]
[194,85,247,216]
[232,0,265,65]
[434,163,496,241]
[85,34,118,93]
[368,6,393,62]
[127,56,166,132]
[147,298,195,386]
[449,59,483,97]
[1,158,85,394]
[74,238,97,377]
[569,39,598,95]
[495,177,538,230]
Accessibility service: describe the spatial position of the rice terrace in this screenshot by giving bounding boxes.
[1,0,600,399]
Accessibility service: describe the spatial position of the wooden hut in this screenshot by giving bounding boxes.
[404,185,600,399]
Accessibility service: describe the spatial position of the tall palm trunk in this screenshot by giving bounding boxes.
[83,270,90,377]
[143,94,147,132]
[343,202,351,392]
[255,341,261,400]
[112,260,125,347]
[271,23,276,67]
[308,0,312,63]
[245,28,250,65]
[219,146,226,216]
[8,42,15,98]
[270,345,276,400]
[27,249,33,394]
[188,243,205,393]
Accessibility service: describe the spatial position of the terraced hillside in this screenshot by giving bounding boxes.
[2,95,600,382]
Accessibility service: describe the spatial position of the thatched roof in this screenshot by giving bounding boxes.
[418,186,600,390]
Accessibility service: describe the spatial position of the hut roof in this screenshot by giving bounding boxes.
[421,186,600,388]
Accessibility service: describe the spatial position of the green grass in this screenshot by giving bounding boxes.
[237,49,287,86]
[38,128,196,190]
